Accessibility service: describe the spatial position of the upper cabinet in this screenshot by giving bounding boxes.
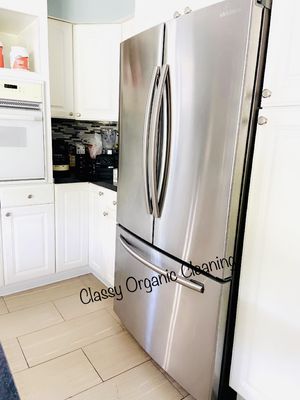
[262,0,300,107]
[48,19,120,121]
[48,19,74,118]
[73,24,121,122]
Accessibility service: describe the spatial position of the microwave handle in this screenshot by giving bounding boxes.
[0,113,42,122]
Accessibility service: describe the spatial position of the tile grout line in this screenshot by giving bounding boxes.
[16,336,30,369]
[51,300,66,321]
[81,347,104,381]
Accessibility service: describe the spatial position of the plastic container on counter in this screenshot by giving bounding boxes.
[10,46,29,70]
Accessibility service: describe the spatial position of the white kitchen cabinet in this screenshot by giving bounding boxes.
[262,0,300,107]
[48,18,74,118]
[1,204,55,285]
[73,24,121,121]
[55,183,89,272]
[230,108,300,399]
[89,185,117,286]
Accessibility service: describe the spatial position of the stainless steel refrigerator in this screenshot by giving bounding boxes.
[114,1,270,399]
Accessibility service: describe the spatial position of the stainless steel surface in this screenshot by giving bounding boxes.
[258,116,268,125]
[262,88,272,98]
[115,1,265,399]
[143,66,160,215]
[149,64,170,218]
[119,234,204,293]
[117,24,164,243]
[115,226,221,399]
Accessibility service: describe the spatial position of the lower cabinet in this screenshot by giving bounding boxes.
[55,183,89,272]
[1,204,55,285]
[89,185,117,286]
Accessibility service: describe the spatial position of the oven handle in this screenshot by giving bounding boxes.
[120,235,205,293]
[0,113,42,122]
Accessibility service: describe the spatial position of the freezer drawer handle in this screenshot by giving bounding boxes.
[143,66,160,214]
[119,235,205,293]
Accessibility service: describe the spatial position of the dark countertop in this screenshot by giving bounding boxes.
[54,174,117,192]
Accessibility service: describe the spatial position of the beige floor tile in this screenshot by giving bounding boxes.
[14,349,101,400]
[183,396,195,400]
[19,309,123,366]
[1,338,28,373]
[0,297,8,315]
[106,307,122,324]
[152,360,189,397]
[4,277,84,312]
[0,303,63,339]
[83,331,150,380]
[54,292,113,320]
[70,361,182,400]
[80,273,107,291]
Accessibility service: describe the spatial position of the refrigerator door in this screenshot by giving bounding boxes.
[153,0,259,267]
[117,24,164,243]
[114,226,222,400]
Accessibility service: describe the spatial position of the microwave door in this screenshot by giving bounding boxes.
[0,108,45,181]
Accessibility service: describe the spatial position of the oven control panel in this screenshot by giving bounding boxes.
[0,80,43,103]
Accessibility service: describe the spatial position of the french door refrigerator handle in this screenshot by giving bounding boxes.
[149,64,170,218]
[143,66,160,214]
[120,235,205,293]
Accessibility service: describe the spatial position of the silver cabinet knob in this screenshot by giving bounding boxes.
[173,11,181,18]
[27,194,33,199]
[184,6,192,14]
[103,211,108,216]
[69,112,74,116]
[262,89,272,98]
[258,116,268,125]
[76,113,81,117]
[99,191,104,196]
[113,200,117,206]
[5,212,11,217]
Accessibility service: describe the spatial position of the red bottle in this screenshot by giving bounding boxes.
[0,42,4,68]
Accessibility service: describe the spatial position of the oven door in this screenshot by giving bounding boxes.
[0,106,45,181]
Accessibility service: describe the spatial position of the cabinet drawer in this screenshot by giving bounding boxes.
[0,184,54,208]
[90,185,117,210]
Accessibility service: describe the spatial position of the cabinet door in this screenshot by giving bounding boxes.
[230,108,300,399]
[73,24,121,121]
[89,187,116,286]
[48,18,74,118]
[262,0,300,107]
[55,184,89,272]
[2,204,55,285]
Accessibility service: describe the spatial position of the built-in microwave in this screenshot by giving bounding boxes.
[0,80,45,181]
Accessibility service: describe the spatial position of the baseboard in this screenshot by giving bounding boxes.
[0,266,91,296]
[89,267,114,288]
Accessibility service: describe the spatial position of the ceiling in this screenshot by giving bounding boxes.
[47,0,135,23]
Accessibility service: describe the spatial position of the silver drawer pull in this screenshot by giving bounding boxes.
[262,88,272,98]
[258,116,268,125]
[27,194,33,199]
[5,212,11,217]
[103,211,108,216]
[113,200,117,206]
[119,235,205,293]
[99,191,104,196]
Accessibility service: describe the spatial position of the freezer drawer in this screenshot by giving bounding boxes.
[114,225,223,400]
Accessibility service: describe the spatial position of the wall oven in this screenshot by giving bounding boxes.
[0,80,45,181]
